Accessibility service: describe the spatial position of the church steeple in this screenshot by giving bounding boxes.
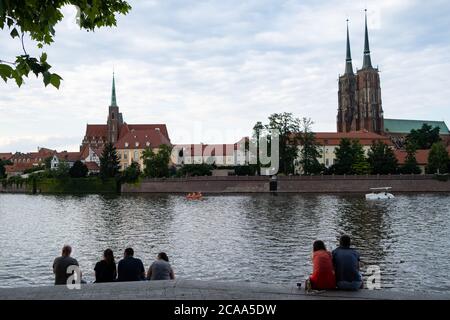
[111,72,117,107]
[362,10,373,69]
[345,19,354,75]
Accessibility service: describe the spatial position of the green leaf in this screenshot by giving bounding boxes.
[10,28,19,39]
[0,64,14,82]
[50,73,62,89]
[40,53,47,63]
[43,72,51,87]
[12,70,24,87]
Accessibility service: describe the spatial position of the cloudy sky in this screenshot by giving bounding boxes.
[1,0,449,152]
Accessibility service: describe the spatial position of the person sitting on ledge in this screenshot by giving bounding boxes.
[117,247,145,282]
[147,252,175,281]
[305,240,336,291]
[94,249,117,283]
[52,245,81,285]
[332,235,363,290]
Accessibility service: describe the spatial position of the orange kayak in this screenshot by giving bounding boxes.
[186,194,203,200]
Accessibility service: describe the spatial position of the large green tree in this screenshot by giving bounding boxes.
[266,112,301,175]
[122,161,140,183]
[53,160,70,178]
[334,138,368,175]
[252,121,264,176]
[426,142,449,174]
[367,141,398,174]
[406,124,441,150]
[142,144,172,178]
[100,143,120,179]
[0,1,131,88]
[401,142,421,174]
[297,118,323,175]
[0,160,6,178]
[69,160,88,178]
[177,163,213,177]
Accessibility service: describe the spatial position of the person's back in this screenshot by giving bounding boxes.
[311,250,336,289]
[332,235,362,290]
[308,241,336,290]
[94,249,117,283]
[147,253,175,280]
[53,245,79,285]
[117,248,145,282]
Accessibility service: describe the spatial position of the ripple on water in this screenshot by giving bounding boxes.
[0,193,449,293]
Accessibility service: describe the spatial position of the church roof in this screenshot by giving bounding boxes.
[384,119,450,134]
[84,124,108,138]
[115,129,171,150]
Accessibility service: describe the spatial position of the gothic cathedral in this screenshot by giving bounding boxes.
[337,12,384,134]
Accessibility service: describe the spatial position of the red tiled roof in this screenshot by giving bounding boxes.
[0,153,13,161]
[56,151,81,162]
[85,124,108,138]
[176,144,236,157]
[84,161,100,171]
[80,146,103,159]
[313,131,393,146]
[5,163,35,173]
[115,129,171,149]
[394,149,430,165]
[125,124,169,141]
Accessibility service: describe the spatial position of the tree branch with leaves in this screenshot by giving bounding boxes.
[0,0,131,88]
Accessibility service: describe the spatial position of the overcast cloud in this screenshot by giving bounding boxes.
[0,0,449,152]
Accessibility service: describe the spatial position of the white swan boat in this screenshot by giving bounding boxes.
[365,187,395,200]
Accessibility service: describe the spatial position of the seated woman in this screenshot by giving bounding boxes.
[147,252,175,280]
[94,249,117,283]
[306,240,336,290]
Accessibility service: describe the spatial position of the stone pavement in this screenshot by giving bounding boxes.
[0,279,448,300]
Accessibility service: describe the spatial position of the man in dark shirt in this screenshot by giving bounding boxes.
[53,245,80,285]
[117,248,145,282]
[332,235,363,290]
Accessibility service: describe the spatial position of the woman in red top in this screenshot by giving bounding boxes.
[307,240,336,290]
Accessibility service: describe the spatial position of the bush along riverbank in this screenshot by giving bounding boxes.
[1,176,119,194]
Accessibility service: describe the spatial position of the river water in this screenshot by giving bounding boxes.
[0,193,449,293]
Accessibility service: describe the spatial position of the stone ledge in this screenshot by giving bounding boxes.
[1,279,448,300]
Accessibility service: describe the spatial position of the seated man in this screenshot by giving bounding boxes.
[117,247,145,282]
[332,235,363,290]
[53,245,80,285]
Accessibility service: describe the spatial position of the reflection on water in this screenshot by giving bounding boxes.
[0,193,449,293]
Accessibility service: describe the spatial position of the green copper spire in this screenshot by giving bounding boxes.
[362,10,373,69]
[345,19,354,75]
[111,72,117,107]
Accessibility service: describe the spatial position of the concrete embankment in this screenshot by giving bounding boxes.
[0,279,448,300]
[122,175,450,194]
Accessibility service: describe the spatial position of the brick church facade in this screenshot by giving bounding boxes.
[337,13,384,134]
[80,74,172,170]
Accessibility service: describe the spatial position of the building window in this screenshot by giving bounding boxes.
[135,142,139,147]
[125,142,129,148]
[134,150,139,160]
[124,151,128,160]
[326,159,329,167]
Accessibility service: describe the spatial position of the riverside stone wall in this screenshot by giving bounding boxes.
[122,175,450,194]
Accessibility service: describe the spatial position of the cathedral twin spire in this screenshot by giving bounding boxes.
[344,10,373,75]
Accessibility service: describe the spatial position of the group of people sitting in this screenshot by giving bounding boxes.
[306,235,363,291]
[53,234,362,291]
[53,246,174,285]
